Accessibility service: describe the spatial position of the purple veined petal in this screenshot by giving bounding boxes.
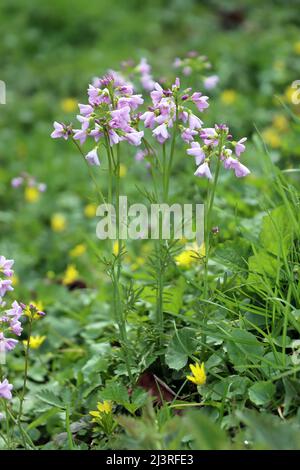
[5,300,23,320]
[194,162,212,180]
[189,113,203,130]
[78,103,94,116]
[51,121,65,139]
[0,256,14,277]
[153,123,170,144]
[191,93,209,112]
[0,379,13,400]
[90,124,103,142]
[73,129,88,145]
[0,332,18,352]
[0,279,13,297]
[76,115,90,131]
[223,156,237,170]
[140,111,156,129]
[233,161,250,178]
[85,148,100,166]
[125,131,144,146]
[181,128,198,143]
[235,137,247,157]
[10,320,23,336]
[187,142,205,164]
[108,130,120,146]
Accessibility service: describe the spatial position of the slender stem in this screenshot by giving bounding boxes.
[72,138,106,206]
[17,317,33,448]
[202,146,222,351]
[66,405,74,450]
[104,138,133,384]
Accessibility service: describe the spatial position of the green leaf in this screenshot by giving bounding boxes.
[226,329,264,371]
[165,327,197,370]
[215,238,251,270]
[27,407,60,430]
[36,389,65,409]
[99,382,129,406]
[248,381,276,406]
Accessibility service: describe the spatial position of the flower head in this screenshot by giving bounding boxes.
[85,147,100,166]
[0,379,13,400]
[24,335,46,350]
[186,362,206,386]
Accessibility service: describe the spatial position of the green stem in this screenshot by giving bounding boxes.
[66,405,74,450]
[17,317,33,448]
[72,138,106,206]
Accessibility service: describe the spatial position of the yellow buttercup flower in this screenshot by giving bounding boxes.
[220,89,237,105]
[187,362,206,386]
[89,401,112,420]
[262,127,281,148]
[51,213,66,232]
[272,114,289,132]
[113,241,120,256]
[25,187,40,203]
[62,264,79,285]
[175,243,205,268]
[69,243,86,258]
[293,41,300,55]
[60,98,77,113]
[84,203,97,218]
[24,335,46,349]
[119,163,127,178]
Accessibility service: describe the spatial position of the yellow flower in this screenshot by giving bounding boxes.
[24,335,46,349]
[31,300,44,312]
[51,213,66,232]
[84,203,97,218]
[89,401,112,420]
[187,362,206,386]
[25,187,40,203]
[294,41,300,55]
[24,300,45,320]
[262,127,281,148]
[175,243,205,268]
[112,241,120,256]
[272,114,289,132]
[119,163,127,178]
[62,264,79,285]
[11,274,19,286]
[284,85,299,105]
[220,89,237,105]
[69,243,86,258]
[60,98,77,113]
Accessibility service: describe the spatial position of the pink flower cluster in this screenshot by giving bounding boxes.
[136,58,155,91]
[141,77,208,145]
[187,125,250,180]
[51,58,250,180]
[0,256,24,400]
[173,51,219,90]
[11,173,47,192]
[51,73,145,166]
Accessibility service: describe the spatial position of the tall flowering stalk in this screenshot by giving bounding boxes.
[51,73,145,382]
[51,56,250,369]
